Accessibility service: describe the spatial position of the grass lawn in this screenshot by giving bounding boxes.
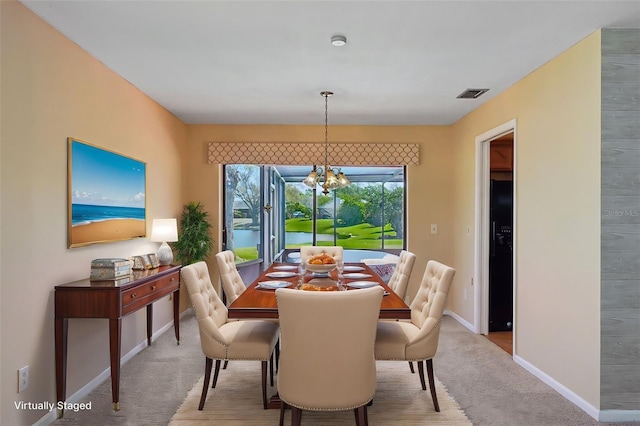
[231,219,401,262]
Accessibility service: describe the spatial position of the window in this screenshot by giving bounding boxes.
[223,165,406,264]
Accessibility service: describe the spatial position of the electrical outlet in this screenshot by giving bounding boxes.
[430,224,438,234]
[18,366,29,393]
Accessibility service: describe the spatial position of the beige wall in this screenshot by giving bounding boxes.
[450,31,602,406]
[0,2,187,425]
[186,124,455,301]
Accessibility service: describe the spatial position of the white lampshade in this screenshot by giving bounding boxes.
[150,218,178,266]
[150,218,178,243]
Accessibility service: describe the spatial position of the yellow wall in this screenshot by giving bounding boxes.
[450,31,602,406]
[186,124,455,301]
[0,2,187,424]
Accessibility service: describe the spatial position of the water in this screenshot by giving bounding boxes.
[72,203,145,226]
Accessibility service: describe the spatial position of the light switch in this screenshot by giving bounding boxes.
[430,224,438,234]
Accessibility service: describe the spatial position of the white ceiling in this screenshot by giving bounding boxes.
[20,1,640,125]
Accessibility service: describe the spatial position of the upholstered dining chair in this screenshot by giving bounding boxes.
[215,250,247,305]
[215,250,280,372]
[386,250,416,301]
[374,260,456,412]
[181,261,280,410]
[299,245,344,263]
[276,286,384,426]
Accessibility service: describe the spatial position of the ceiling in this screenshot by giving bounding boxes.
[21,1,640,126]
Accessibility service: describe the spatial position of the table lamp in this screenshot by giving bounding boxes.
[150,218,178,265]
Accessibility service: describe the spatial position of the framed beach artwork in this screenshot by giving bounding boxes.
[67,138,146,248]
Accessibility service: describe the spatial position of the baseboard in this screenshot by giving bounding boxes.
[34,315,185,426]
[444,310,476,333]
[513,355,601,420]
[599,409,640,422]
[514,356,640,421]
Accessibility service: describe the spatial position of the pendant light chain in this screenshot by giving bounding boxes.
[324,91,329,167]
[302,90,349,193]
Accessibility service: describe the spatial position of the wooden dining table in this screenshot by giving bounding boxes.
[227,261,410,409]
[228,262,410,320]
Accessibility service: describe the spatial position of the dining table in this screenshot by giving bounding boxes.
[227,261,410,409]
[227,262,410,320]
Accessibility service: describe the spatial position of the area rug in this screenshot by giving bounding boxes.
[170,361,471,425]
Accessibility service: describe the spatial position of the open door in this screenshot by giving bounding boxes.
[474,120,516,354]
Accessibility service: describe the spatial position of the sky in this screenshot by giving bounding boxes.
[70,140,146,208]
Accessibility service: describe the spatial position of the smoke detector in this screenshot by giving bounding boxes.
[331,35,347,47]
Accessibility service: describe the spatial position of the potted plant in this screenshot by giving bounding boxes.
[173,201,213,265]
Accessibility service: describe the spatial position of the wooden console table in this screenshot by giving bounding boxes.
[55,264,181,417]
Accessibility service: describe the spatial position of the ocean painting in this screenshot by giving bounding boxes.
[68,138,146,247]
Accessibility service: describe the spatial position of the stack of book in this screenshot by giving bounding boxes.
[90,258,132,282]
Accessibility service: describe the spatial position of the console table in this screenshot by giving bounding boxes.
[55,264,181,417]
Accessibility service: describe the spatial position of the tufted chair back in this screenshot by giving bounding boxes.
[215,250,247,305]
[405,260,455,359]
[386,250,416,301]
[276,286,383,424]
[299,246,344,263]
[181,262,230,358]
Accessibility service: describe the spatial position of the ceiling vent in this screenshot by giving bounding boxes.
[456,88,489,99]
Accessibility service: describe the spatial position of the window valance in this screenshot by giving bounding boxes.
[208,142,420,166]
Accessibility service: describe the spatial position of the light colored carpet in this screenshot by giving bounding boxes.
[169,361,471,425]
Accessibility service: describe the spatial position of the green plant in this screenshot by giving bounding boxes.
[172,201,213,265]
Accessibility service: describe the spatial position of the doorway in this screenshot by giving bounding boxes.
[473,120,516,356]
[488,135,513,334]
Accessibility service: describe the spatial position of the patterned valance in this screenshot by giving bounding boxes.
[208,142,420,166]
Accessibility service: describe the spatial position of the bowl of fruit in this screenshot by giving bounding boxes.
[305,253,337,273]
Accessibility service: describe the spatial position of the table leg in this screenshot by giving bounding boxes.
[55,317,68,418]
[173,289,180,344]
[146,304,153,346]
[109,318,122,411]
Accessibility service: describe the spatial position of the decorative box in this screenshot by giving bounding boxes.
[90,258,132,281]
[89,275,132,286]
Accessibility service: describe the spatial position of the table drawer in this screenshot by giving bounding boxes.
[122,272,179,314]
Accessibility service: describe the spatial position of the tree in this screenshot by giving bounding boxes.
[225,166,240,251]
[336,183,404,238]
[234,166,261,226]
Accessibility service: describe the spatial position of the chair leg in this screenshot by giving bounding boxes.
[426,358,440,412]
[291,406,302,426]
[275,338,280,372]
[409,361,415,373]
[279,401,287,426]
[354,405,368,426]
[270,352,275,387]
[223,360,229,369]
[211,359,222,388]
[198,357,213,410]
[262,360,268,409]
[417,360,427,390]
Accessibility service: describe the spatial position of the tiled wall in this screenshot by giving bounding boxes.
[600,28,640,410]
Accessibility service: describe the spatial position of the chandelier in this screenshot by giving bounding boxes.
[303,91,350,194]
